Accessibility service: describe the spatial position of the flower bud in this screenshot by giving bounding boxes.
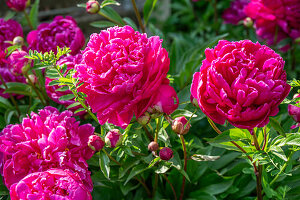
[13,36,24,46]
[295,37,300,43]
[172,116,191,135]
[88,135,105,151]
[26,74,36,84]
[159,147,173,161]
[190,95,199,108]
[288,94,300,129]
[86,0,100,14]
[137,112,151,125]
[148,141,159,151]
[243,17,253,28]
[105,129,123,148]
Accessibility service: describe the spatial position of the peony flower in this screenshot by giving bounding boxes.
[172,116,191,135]
[86,0,100,14]
[159,147,173,161]
[222,0,249,25]
[288,94,300,129]
[0,18,23,50]
[10,169,92,200]
[0,50,26,99]
[245,0,300,49]
[105,129,123,148]
[0,106,94,191]
[27,16,85,55]
[6,0,30,12]
[45,54,85,115]
[191,40,290,130]
[76,26,178,128]
[8,50,31,75]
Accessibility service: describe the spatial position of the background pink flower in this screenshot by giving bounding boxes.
[0,106,94,191]
[10,169,92,200]
[222,0,249,25]
[6,0,30,12]
[245,0,300,48]
[27,16,85,55]
[191,40,290,130]
[76,26,178,128]
[0,18,23,50]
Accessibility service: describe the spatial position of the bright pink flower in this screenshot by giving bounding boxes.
[6,0,30,12]
[191,40,290,130]
[27,16,85,55]
[0,50,26,99]
[45,54,85,115]
[10,169,92,200]
[222,0,249,25]
[0,107,94,191]
[8,50,30,75]
[245,0,300,49]
[288,94,300,129]
[76,26,178,128]
[0,18,23,50]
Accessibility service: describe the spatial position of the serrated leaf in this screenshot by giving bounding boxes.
[59,94,75,101]
[100,0,120,8]
[90,21,116,28]
[99,151,110,179]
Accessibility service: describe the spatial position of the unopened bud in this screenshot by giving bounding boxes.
[243,17,253,28]
[172,116,191,135]
[26,74,36,84]
[105,129,123,148]
[13,36,24,46]
[295,37,300,43]
[148,141,159,151]
[86,0,100,14]
[137,112,151,125]
[159,147,173,161]
[88,135,105,151]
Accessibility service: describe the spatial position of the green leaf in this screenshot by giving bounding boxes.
[124,164,147,185]
[4,11,16,20]
[123,17,138,31]
[148,157,161,168]
[100,0,120,8]
[2,82,32,96]
[29,0,39,29]
[285,133,300,146]
[99,151,110,179]
[269,117,286,137]
[0,96,12,109]
[90,21,116,28]
[143,0,158,25]
[198,178,235,195]
[119,159,140,179]
[55,86,69,92]
[269,146,287,161]
[74,108,85,114]
[59,94,75,101]
[66,102,81,109]
[48,80,60,86]
[100,7,125,26]
[206,128,252,144]
[77,3,86,8]
[191,154,220,162]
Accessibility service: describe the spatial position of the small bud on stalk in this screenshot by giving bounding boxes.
[148,141,159,151]
[88,135,105,151]
[172,116,191,135]
[243,17,253,28]
[105,129,123,148]
[86,0,100,14]
[13,36,24,46]
[159,147,173,161]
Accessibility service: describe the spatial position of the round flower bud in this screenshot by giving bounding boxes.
[86,0,100,14]
[172,116,191,135]
[137,112,151,125]
[148,141,159,151]
[159,147,173,161]
[88,135,105,151]
[26,74,36,84]
[105,129,123,148]
[12,36,24,46]
[288,94,300,129]
[243,17,253,28]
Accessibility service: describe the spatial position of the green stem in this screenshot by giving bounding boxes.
[23,10,34,30]
[143,125,154,141]
[163,174,177,200]
[131,0,146,33]
[262,127,267,151]
[252,130,262,200]
[155,117,161,142]
[0,73,21,117]
[179,135,187,200]
[24,72,47,106]
[98,11,123,26]
[270,151,294,186]
[153,173,158,197]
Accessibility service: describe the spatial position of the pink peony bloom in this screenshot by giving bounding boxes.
[76,26,178,128]
[222,0,249,25]
[288,94,300,129]
[10,169,92,200]
[45,54,85,115]
[0,18,23,50]
[0,106,94,191]
[8,50,30,75]
[191,40,290,130]
[245,0,300,49]
[6,0,30,12]
[0,50,26,99]
[27,16,85,55]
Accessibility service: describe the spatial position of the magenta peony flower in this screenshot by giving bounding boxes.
[10,169,92,200]
[245,0,300,49]
[288,94,300,129]
[8,50,31,75]
[0,106,94,191]
[45,54,85,115]
[6,0,30,12]
[105,129,123,148]
[27,16,85,55]
[0,50,26,99]
[76,26,178,128]
[222,0,249,25]
[191,40,290,130]
[0,18,23,50]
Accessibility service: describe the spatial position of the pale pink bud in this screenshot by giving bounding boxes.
[172,116,191,135]
[148,141,159,151]
[105,129,123,148]
[86,0,100,14]
[88,135,104,151]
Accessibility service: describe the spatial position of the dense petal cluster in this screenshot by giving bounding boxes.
[0,107,94,191]
[10,169,92,200]
[191,40,290,130]
[0,50,26,98]
[76,26,178,128]
[27,16,85,55]
[6,0,30,11]
[45,54,85,115]
[222,0,249,25]
[245,0,300,48]
[0,18,23,50]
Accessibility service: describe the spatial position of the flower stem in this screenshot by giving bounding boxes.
[24,72,47,106]
[131,0,146,33]
[179,135,187,200]
[0,73,21,118]
[252,129,262,200]
[163,174,178,200]
[143,125,154,141]
[155,117,161,142]
[262,127,267,151]
[23,10,34,30]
